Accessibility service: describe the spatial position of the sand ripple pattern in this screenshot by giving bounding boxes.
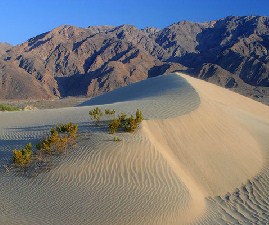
[2,73,268,225]
[0,74,199,225]
[194,115,269,225]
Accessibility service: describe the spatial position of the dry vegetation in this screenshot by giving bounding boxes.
[89,107,103,125]
[105,109,116,116]
[7,108,142,176]
[36,123,78,154]
[0,104,21,111]
[10,123,78,177]
[89,107,144,139]
[13,143,33,166]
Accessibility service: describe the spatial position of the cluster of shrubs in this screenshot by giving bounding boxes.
[12,106,142,168]
[13,143,33,166]
[12,123,78,169]
[105,109,116,116]
[89,107,104,125]
[89,107,144,140]
[0,104,20,111]
[36,123,78,154]
[109,110,143,133]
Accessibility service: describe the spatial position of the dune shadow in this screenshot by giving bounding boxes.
[6,125,52,132]
[0,120,111,154]
[79,74,190,106]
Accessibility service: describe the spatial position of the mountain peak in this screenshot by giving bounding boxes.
[0,42,12,55]
[0,16,269,104]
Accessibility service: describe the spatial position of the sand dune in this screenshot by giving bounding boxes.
[0,73,269,224]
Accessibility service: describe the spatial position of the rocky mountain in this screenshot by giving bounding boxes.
[0,43,12,55]
[1,16,269,103]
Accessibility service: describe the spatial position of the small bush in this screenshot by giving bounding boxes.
[113,136,121,142]
[124,115,137,132]
[135,109,143,123]
[89,107,103,125]
[36,137,52,154]
[36,132,68,154]
[118,113,127,123]
[13,143,33,166]
[37,130,58,154]
[107,110,143,135]
[55,135,69,153]
[105,109,115,116]
[37,123,78,155]
[0,104,20,112]
[108,118,121,134]
[56,122,78,143]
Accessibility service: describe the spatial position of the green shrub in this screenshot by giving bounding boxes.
[56,122,78,143]
[55,135,69,153]
[118,113,127,123]
[66,123,78,143]
[113,136,120,141]
[55,123,75,133]
[107,110,143,135]
[105,109,115,116]
[37,130,57,154]
[37,123,78,154]
[124,115,137,132]
[89,107,103,124]
[37,131,66,154]
[13,143,33,166]
[0,104,20,111]
[135,109,143,123]
[108,118,121,134]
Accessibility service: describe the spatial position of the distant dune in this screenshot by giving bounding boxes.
[0,73,269,224]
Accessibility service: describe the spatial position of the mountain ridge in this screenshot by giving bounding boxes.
[1,16,269,104]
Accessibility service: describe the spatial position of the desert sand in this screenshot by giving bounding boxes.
[0,73,269,224]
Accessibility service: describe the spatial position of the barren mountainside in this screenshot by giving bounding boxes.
[0,43,12,55]
[1,16,269,103]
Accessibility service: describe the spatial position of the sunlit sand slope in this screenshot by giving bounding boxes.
[178,73,269,225]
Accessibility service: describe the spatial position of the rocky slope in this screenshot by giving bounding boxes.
[0,43,12,55]
[0,16,269,103]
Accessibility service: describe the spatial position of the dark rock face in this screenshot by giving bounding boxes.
[1,16,269,103]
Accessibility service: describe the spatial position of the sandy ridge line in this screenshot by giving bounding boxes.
[141,74,206,223]
[140,72,266,223]
[142,123,206,224]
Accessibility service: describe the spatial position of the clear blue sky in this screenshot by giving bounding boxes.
[1,0,269,45]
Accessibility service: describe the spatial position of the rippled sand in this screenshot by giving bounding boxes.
[0,73,268,224]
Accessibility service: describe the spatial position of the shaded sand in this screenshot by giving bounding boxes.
[0,74,199,225]
[0,73,269,224]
